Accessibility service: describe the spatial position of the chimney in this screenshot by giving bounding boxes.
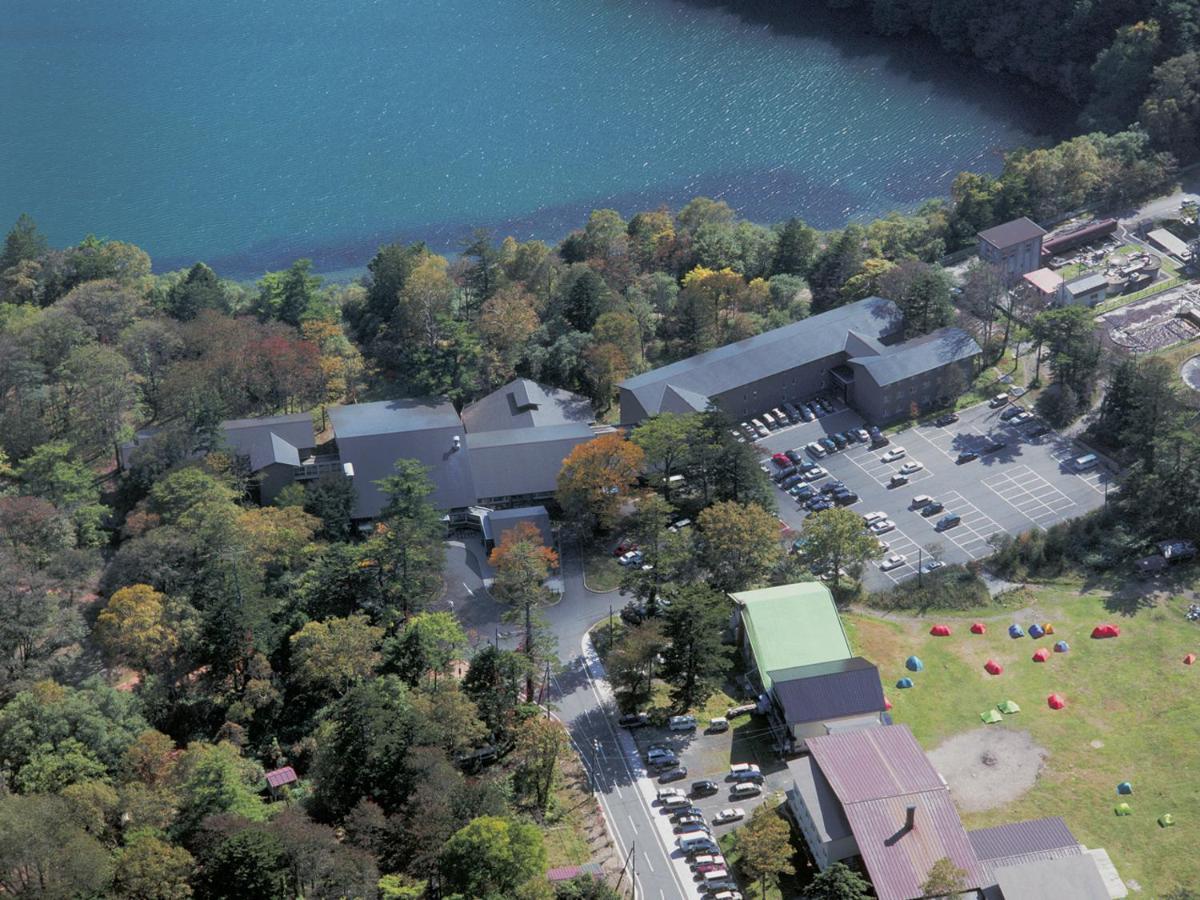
[904,805,916,831]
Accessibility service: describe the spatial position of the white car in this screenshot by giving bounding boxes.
[921,559,946,574]
[877,540,890,552]
[729,763,761,776]
[862,511,887,525]
[911,494,933,509]
[805,466,828,481]
[881,447,906,462]
[730,782,762,798]
[898,461,923,475]
[713,807,746,825]
[1012,411,1034,425]
[880,553,908,571]
[869,519,896,535]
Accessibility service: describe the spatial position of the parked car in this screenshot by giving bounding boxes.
[659,766,688,783]
[772,465,797,482]
[819,437,837,453]
[612,539,638,556]
[1012,411,1034,425]
[728,763,761,778]
[707,717,729,733]
[771,452,791,468]
[691,853,725,870]
[740,422,755,438]
[656,787,686,803]
[999,405,1022,421]
[989,393,1010,407]
[807,498,834,512]
[1073,453,1099,471]
[751,419,768,437]
[855,427,871,442]
[983,439,1007,454]
[669,714,697,731]
[672,805,705,821]
[934,412,959,426]
[834,490,859,505]
[817,397,834,413]
[956,450,978,464]
[691,780,720,797]
[868,426,888,446]
[771,407,789,426]
[898,460,923,475]
[863,510,887,525]
[711,891,744,900]
[761,412,778,430]
[620,603,645,625]
[669,518,692,532]
[785,448,804,464]
[696,861,728,875]
[831,432,848,449]
[920,501,945,517]
[799,404,816,421]
[880,553,908,571]
[910,494,933,509]
[780,474,804,490]
[618,711,649,728]
[936,513,962,531]
[921,559,947,574]
[1027,425,1051,438]
[651,754,680,770]
[821,480,847,495]
[888,473,910,487]
[842,429,861,444]
[618,550,644,566]
[791,484,815,500]
[730,782,762,798]
[869,519,896,535]
[673,817,708,834]
[713,808,746,825]
[805,441,826,458]
[804,466,828,481]
[881,447,906,462]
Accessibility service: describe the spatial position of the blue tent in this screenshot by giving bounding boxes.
[1029,623,1046,639]
[905,656,924,672]
[1054,640,1070,653]
[896,677,914,689]
[1009,624,1025,638]
[1118,782,1133,795]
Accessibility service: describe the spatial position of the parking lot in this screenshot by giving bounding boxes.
[750,397,1114,590]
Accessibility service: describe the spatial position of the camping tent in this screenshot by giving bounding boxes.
[1117,782,1133,795]
[1185,654,1196,666]
[1033,648,1049,662]
[905,655,924,672]
[1159,814,1175,828]
[884,696,893,710]
[896,677,914,689]
[930,624,951,636]
[1115,803,1132,816]
[970,622,986,634]
[999,700,1021,714]
[985,659,1004,675]
[981,709,1003,724]
[1092,623,1121,639]
[1009,624,1025,638]
[1043,623,1055,634]
[1029,624,1046,639]
[1047,693,1066,709]
[1054,640,1070,653]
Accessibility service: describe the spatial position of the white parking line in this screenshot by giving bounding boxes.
[983,466,1078,528]
[938,491,1005,559]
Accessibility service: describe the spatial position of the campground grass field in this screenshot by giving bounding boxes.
[846,579,1200,895]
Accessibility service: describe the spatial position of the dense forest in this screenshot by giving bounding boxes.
[806,0,1200,161]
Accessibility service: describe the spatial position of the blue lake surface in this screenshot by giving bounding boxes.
[0,0,1061,277]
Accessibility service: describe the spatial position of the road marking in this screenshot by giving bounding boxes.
[982,467,1076,527]
[644,854,655,873]
[462,583,474,595]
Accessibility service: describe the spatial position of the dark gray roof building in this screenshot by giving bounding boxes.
[328,398,475,519]
[221,412,315,471]
[978,217,1047,249]
[768,657,886,726]
[848,327,981,388]
[461,379,594,433]
[467,423,597,506]
[993,856,1110,900]
[968,817,1095,899]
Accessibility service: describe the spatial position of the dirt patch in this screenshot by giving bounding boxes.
[928,728,1047,813]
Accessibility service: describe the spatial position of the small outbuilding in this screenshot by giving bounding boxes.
[930,624,951,637]
[1033,648,1049,662]
[985,659,1004,675]
[970,622,986,634]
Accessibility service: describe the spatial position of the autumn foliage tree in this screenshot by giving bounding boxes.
[555,434,644,533]
[696,500,784,593]
[489,522,558,701]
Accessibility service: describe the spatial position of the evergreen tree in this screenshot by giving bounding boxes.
[659,584,731,710]
[1,213,48,271]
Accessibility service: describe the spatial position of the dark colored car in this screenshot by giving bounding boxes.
[821,480,847,495]
[673,816,708,833]
[984,439,1007,454]
[999,406,1022,421]
[834,491,859,505]
[807,498,834,512]
[936,513,962,531]
[819,437,837,453]
[651,755,679,770]
[830,432,848,449]
[671,805,705,821]
[842,429,861,444]
[781,474,804,490]
[620,603,645,625]
[618,712,649,728]
[920,501,945,517]
[691,780,720,797]
[799,404,815,421]
[934,412,959,427]
[956,450,978,464]
[1027,425,1051,438]
[772,465,797,482]
[791,484,815,500]
[868,427,889,447]
[659,767,689,783]
[785,448,804,464]
[818,397,835,413]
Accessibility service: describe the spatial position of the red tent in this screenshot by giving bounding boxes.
[1091,624,1121,639]
[984,659,1003,675]
[1185,654,1196,666]
[884,696,893,710]
[970,622,986,635]
[1033,648,1049,662]
[1047,693,1066,709]
[930,624,951,636]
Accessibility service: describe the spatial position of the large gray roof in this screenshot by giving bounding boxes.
[969,818,1080,863]
[461,379,594,433]
[468,423,597,502]
[993,855,1110,900]
[219,412,313,471]
[850,327,980,387]
[619,297,903,417]
[768,656,885,725]
[978,216,1046,248]
[328,398,461,439]
[786,754,852,843]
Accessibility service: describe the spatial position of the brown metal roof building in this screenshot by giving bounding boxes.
[798,725,985,900]
[978,217,1047,281]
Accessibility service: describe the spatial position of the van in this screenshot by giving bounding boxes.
[702,870,732,887]
[731,782,762,798]
[678,834,719,853]
[662,795,693,810]
[669,714,697,731]
[729,763,760,777]
[761,412,777,429]
[1073,453,1098,471]
[989,393,1010,407]
[707,717,729,733]
[656,787,685,803]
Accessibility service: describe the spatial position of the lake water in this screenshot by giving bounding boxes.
[0,0,1062,277]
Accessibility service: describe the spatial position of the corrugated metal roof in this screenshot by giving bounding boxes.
[731,583,852,692]
[969,818,1079,862]
[620,297,903,417]
[768,656,885,725]
[1065,273,1109,295]
[265,766,297,788]
[461,379,594,433]
[978,216,1046,248]
[468,424,595,501]
[849,327,981,388]
[843,793,985,900]
[806,725,946,802]
[993,855,1109,900]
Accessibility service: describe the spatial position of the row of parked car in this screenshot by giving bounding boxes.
[738,396,837,441]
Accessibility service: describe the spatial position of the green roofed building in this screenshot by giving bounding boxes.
[731,583,853,692]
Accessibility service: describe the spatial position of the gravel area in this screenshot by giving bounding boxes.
[927,727,1047,813]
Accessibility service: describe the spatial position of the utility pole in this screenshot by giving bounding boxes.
[609,603,614,649]
[615,842,635,894]
[545,660,552,719]
[918,548,923,587]
[630,843,636,900]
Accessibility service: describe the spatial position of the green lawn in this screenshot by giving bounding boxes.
[543,739,603,868]
[847,581,1200,894]
[582,545,625,592]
